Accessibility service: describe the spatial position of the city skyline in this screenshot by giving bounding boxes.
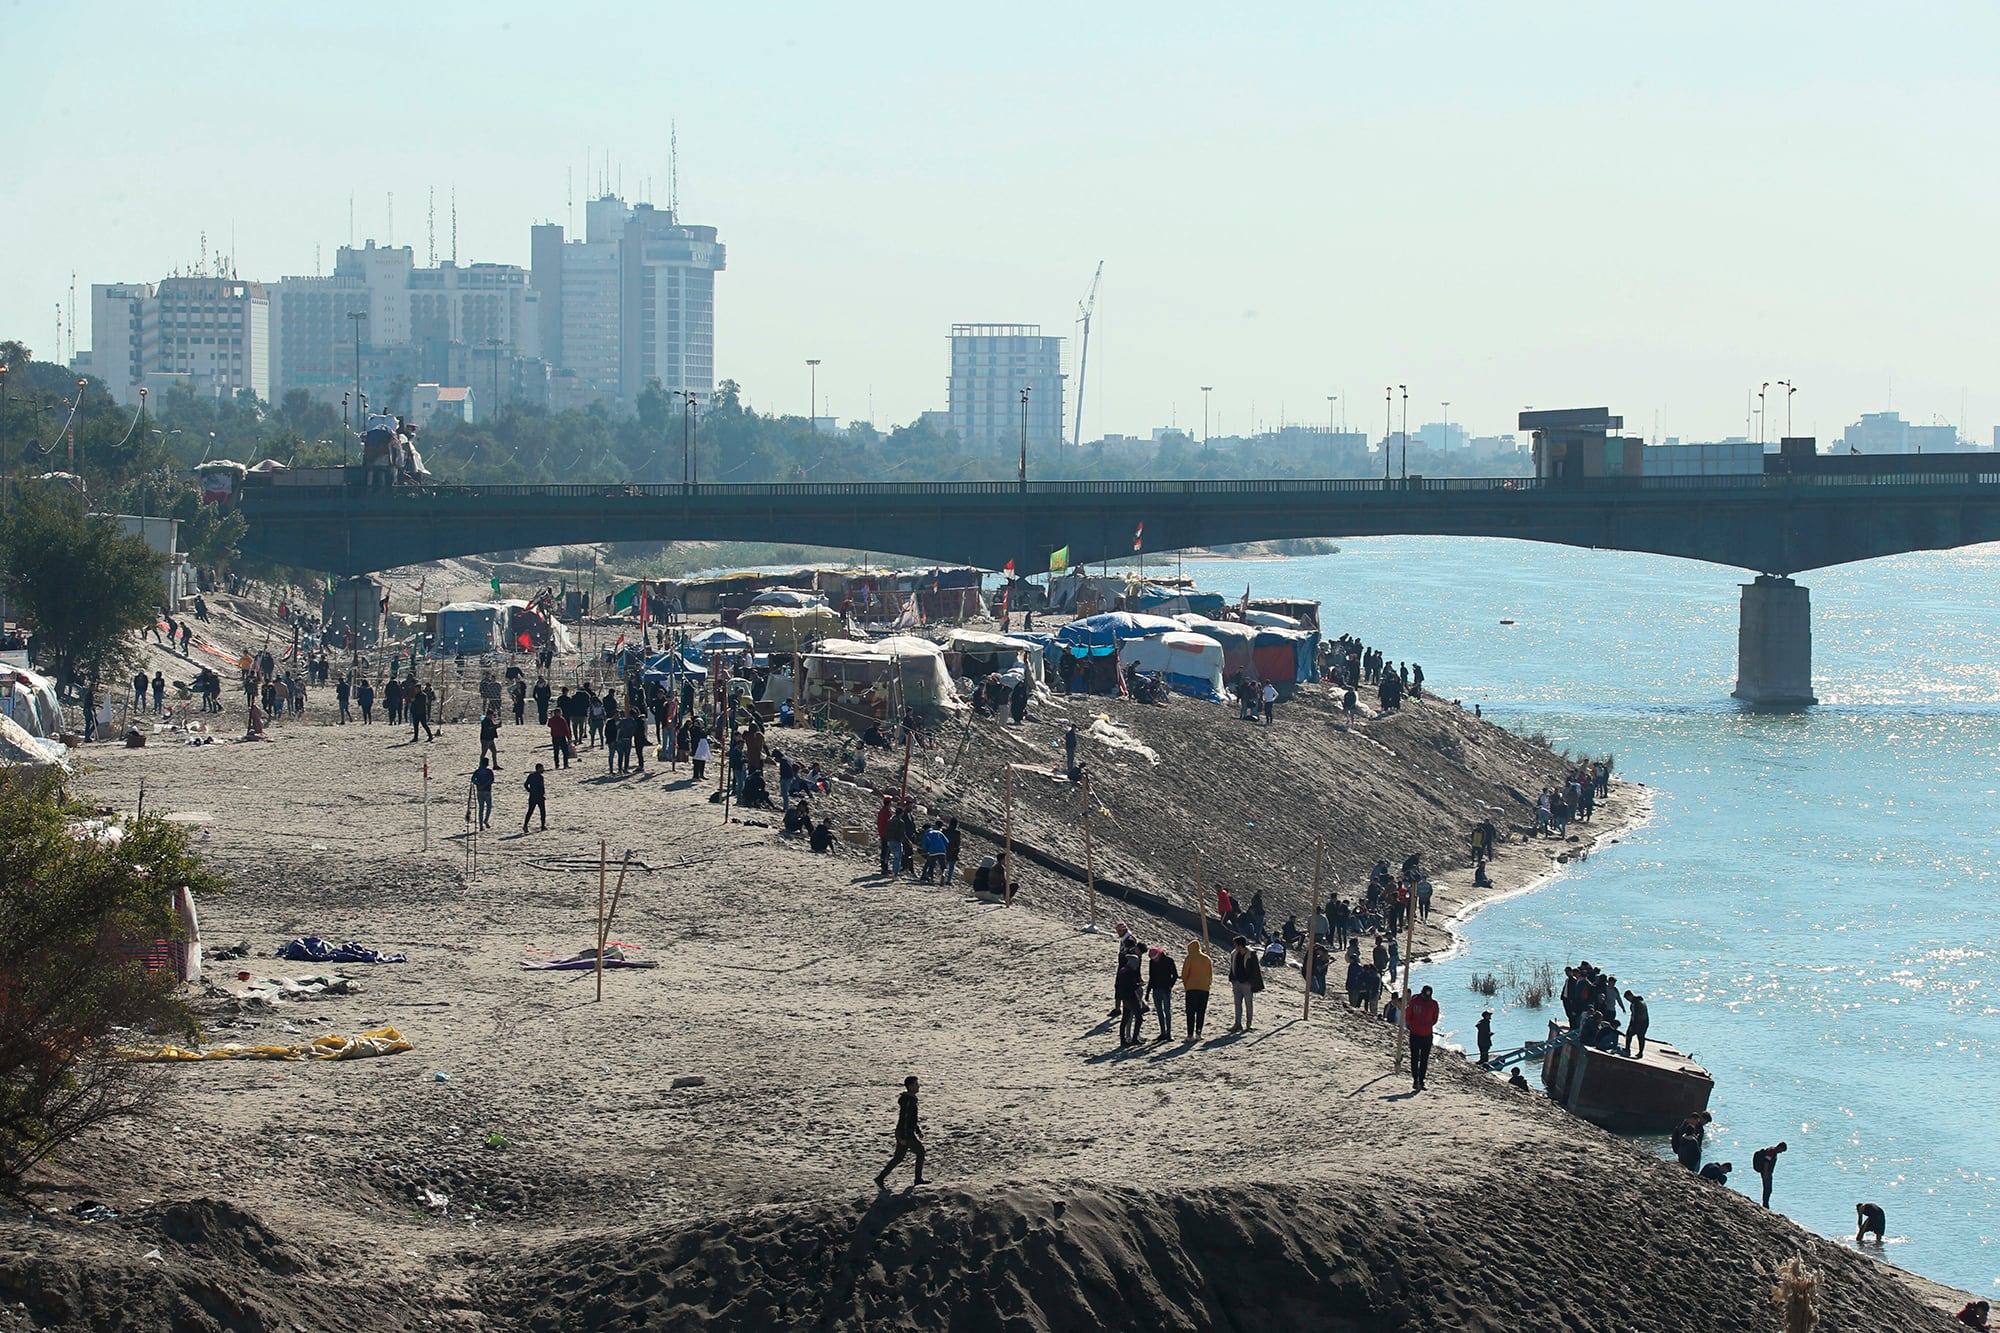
[9,2,2000,445]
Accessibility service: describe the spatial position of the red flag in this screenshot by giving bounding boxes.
[1134,522,1144,552]
[1004,560,1016,574]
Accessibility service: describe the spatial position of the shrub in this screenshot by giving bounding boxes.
[0,770,220,1183]
[1469,971,1500,996]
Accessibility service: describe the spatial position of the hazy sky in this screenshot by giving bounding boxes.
[8,2,2000,445]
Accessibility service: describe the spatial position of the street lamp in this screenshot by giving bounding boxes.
[1399,384,1409,480]
[1776,379,1796,438]
[1756,381,1769,445]
[347,311,369,463]
[1201,386,1213,447]
[806,359,820,432]
[673,388,699,485]
[1441,400,1450,454]
[1018,386,1031,486]
[1384,387,1393,485]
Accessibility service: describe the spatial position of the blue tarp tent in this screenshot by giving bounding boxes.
[1051,612,1184,659]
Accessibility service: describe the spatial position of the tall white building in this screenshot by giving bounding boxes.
[75,276,269,405]
[948,324,1065,450]
[530,194,724,412]
[268,241,540,408]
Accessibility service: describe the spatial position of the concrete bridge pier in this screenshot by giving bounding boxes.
[1731,575,1817,707]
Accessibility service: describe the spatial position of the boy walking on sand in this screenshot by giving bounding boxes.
[874,1076,926,1188]
[522,763,547,832]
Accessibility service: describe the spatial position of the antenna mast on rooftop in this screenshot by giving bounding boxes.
[428,187,437,266]
[451,187,458,264]
[387,192,394,246]
[670,121,680,215]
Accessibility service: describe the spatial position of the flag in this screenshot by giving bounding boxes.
[490,575,502,596]
[1133,522,1144,552]
[1049,546,1070,573]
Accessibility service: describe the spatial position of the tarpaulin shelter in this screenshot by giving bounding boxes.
[1252,627,1321,685]
[739,605,844,653]
[1117,631,1226,701]
[1051,612,1184,659]
[1243,609,1302,629]
[0,664,67,743]
[748,588,828,609]
[678,626,754,667]
[1175,615,1259,677]
[944,630,1046,687]
[1247,598,1322,631]
[811,636,965,722]
[434,602,506,656]
[1134,585,1227,616]
[499,600,575,654]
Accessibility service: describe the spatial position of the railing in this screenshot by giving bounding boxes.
[240,470,2000,503]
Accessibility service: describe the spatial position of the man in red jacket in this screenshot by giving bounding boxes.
[1405,984,1441,1093]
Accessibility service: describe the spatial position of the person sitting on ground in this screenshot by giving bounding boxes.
[1506,1067,1529,1090]
[861,720,891,748]
[1954,1300,1991,1330]
[783,799,812,836]
[1698,1161,1732,1185]
[809,819,835,854]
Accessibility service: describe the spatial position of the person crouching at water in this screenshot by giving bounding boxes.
[1855,1201,1886,1245]
[1181,941,1212,1039]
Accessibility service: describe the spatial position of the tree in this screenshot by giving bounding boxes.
[0,341,30,377]
[0,483,163,688]
[0,769,215,1184]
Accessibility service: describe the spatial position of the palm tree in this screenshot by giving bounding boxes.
[0,341,32,376]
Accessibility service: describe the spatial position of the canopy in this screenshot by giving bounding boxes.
[738,605,843,652]
[1243,609,1301,629]
[1117,631,1225,701]
[680,625,755,667]
[1053,612,1185,658]
[943,630,1042,654]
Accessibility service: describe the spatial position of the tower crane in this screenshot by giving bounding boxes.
[1071,261,1103,450]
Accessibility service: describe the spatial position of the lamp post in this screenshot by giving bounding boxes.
[673,388,699,485]
[347,310,369,463]
[71,379,84,473]
[1441,400,1450,455]
[1201,386,1213,447]
[1399,384,1409,480]
[806,359,820,431]
[485,338,504,424]
[1018,386,1031,486]
[1776,379,1796,438]
[1384,387,1393,485]
[1757,381,1769,445]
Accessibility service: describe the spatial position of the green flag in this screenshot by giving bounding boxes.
[490,575,502,596]
[1049,545,1070,573]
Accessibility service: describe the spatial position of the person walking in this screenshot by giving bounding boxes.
[1405,983,1440,1092]
[876,796,896,876]
[357,677,375,724]
[471,760,495,829]
[533,676,551,725]
[511,677,527,726]
[335,674,352,724]
[1181,940,1212,1039]
[1260,680,1277,725]
[479,710,503,769]
[943,817,963,886]
[522,763,548,832]
[630,709,649,773]
[409,684,435,741]
[548,709,572,769]
[873,1076,927,1188]
[1228,936,1264,1032]
[1146,946,1179,1042]
[1752,1141,1787,1209]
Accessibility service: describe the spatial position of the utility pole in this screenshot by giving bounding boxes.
[1399,384,1409,480]
[1201,386,1213,447]
[806,359,820,431]
[347,310,369,464]
[1384,386,1393,485]
[1776,380,1796,438]
[1441,401,1451,455]
[674,388,699,485]
[1757,381,1769,445]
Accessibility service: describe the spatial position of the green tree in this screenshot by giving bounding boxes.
[1,483,163,688]
[0,769,216,1184]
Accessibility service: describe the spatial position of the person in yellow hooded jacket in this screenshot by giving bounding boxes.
[1181,941,1214,1040]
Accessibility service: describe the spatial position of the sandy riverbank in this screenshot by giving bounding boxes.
[0,616,1971,1330]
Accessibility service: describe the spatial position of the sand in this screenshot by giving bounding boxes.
[0,593,1971,1331]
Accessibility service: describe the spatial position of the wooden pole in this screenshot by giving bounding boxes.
[601,850,633,950]
[1081,768,1099,932]
[900,726,914,802]
[1305,833,1322,1019]
[1001,765,1014,906]
[421,759,430,851]
[1395,872,1417,1072]
[595,839,608,1002]
[1194,849,1208,947]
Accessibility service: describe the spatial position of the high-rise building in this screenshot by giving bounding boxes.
[75,276,269,405]
[268,241,541,411]
[947,324,1065,451]
[530,194,723,412]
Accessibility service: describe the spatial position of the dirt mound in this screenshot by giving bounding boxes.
[490,1177,1952,1332]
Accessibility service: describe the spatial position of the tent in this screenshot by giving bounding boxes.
[1052,612,1185,659]
[944,630,1046,685]
[738,605,844,653]
[679,626,754,666]
[1243,609,1302,629]
[1117,632,1226,701]
[434,602,505,656]
[0,711,65,772]
[1252,627,1320,685]
[0,665,67,742]
[499,599,575,654]
[811,636,965,721]
[1175,615,1259,678]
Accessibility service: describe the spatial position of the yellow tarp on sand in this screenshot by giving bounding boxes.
[122,1026,413,1062]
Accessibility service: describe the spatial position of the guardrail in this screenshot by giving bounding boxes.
[237,470,2000,502]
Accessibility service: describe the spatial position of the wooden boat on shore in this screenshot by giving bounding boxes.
[1539,1022,1713,1134]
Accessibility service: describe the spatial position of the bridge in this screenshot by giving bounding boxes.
[235,469,2000,707]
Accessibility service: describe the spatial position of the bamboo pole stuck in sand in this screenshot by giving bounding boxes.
[1001,765,1014,906]
[1194,850,1208,948]
[596,839,608,1002]
[1395,870,1417,1073]
[1081,768,1099,933]
[1305,833,1322,1020]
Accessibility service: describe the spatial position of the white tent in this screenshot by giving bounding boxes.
[0,665,67,743]
[1174,615,1259,676]
[815,636,966,717]
[1242,609,1302,629]
[1117,631,1225,701]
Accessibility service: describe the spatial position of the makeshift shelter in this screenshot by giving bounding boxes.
[434,602,506,656]
[811,636,964,722]
[678,626,754,667]
[748,588,828,610]
[1175,615,1259,678]
[738,605,844,653]
[1252,627,1321,685]
[0,711,65,776]
[1045,573,1132,616]
[1248,597,1322,631]
[944,630,1046,687]
[500,600,575,654]
[1133,584,1227,616]
[322,575,389,652]
[1052,612,1185,659]
[1117,632,1226,701]
[195,460,248,507]
[1243,609,1302,629]
[0,665,67,742]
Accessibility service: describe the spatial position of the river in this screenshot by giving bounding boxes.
[1178,539,2000,1297]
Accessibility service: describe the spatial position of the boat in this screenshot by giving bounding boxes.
[1539,1021,1713,1134]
